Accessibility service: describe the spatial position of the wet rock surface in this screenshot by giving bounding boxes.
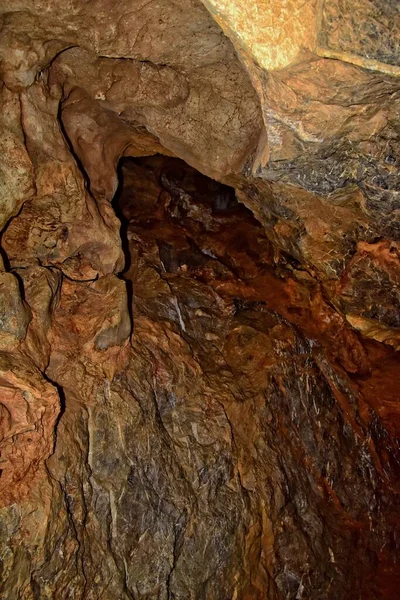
[2,155,399,599]
[0,1,399,598]
[116,157,400,600]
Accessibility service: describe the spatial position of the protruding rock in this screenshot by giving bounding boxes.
[0,352,60,507]
[0,272,31,351]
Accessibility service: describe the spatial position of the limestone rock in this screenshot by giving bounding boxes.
[201,0,318,71]
[0,272,31,351]
[0,1,399,599]
[59,86,172,201]
[0,86,35,229]
[2,81,124,279]
[0,352,60,507]
[46,274,131,398]
[320,0,400,68]
[18,264,62,370]
[50,45,262,181]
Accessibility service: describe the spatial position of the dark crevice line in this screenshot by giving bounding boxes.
[111,159,137,341]
[39,45,80,77]
[42,371,67,451]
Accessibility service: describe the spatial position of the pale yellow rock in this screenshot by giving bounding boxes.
[201,0,318,70]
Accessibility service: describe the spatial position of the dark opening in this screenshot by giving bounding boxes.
[111,155,273,337]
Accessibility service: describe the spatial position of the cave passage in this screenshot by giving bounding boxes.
[1,155,399,600]
[95,155,399,599]
[112,155,380,379]
[113,154,275,333]
[1,1,400,597]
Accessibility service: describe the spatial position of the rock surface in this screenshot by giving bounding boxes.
[0,1,399,599]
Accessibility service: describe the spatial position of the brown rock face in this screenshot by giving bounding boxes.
[0,2,399,599]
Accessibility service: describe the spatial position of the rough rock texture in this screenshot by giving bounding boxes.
[0,1,399,599]
[320,0,400,68]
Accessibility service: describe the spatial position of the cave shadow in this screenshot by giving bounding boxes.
[113,160,133,274]
[112,153,260,350]
[110,153,254,344]
[112,160,135,335]
[43,372,67,433]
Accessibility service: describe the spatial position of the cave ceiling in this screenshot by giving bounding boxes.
[0,1,399,599]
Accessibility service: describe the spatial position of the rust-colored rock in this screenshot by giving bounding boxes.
[0,352,60,508]
[0,1,399,599]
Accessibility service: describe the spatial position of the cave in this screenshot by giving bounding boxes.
[0,1,400,599]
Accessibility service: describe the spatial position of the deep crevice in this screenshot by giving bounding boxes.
[43,371,67,447]
[112,159,135,337]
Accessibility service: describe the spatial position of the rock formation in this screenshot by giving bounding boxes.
[0,1,399,598]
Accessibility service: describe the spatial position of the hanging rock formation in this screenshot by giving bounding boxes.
[0,1,399,599]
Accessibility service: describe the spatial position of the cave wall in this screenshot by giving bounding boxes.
[0,1,399,599]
